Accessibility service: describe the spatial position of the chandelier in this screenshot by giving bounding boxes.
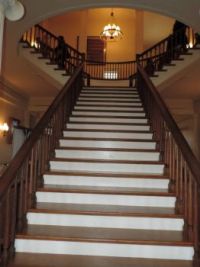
[100,11,123,41]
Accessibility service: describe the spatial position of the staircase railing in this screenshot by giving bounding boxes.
[138,26,196,75]
[21,24,84,74]
[0,65,84,267]
[137,63,200,266]
[84,59,136,82]
[21,24,196,86]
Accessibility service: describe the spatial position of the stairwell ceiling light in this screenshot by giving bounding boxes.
[100,11,123,41]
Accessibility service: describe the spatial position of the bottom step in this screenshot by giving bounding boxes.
[8,253,193,267]
[15,238,194,260]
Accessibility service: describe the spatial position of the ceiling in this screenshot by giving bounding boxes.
[2,0,200,100]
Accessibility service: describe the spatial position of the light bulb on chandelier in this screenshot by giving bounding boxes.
[100,11,123,41]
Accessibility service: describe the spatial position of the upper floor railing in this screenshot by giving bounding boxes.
[21,24,198,85]
[138,26,197,75]
[0,65,84,267]
[21,24,84,75]
[137,63,200,266]
[84,59,136,81]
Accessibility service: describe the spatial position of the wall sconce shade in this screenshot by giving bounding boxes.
[0,122,9,136]
[4,0,24,21]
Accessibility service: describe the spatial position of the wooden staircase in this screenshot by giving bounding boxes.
[8,86,194,267]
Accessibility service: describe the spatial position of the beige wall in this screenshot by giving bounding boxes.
[0,82,28,164]
[42,8,173,61]
[143,11,174,50]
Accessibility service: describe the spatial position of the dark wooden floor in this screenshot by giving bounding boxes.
[8,253,193,267]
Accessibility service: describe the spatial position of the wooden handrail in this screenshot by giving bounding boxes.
[137,64,200,184]
[137,63,200,265]
[35,24,81,55]
[138,26,196,74]
[84,59,136,81]
[0,65,84,266]
[21,24,84,75]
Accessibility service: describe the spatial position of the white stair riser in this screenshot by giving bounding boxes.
[55,150,160,161]
[66,124,150,131]
[78,97,141,104]
[76,101,142,106]
[74,106,144,111]
[59,140,156,150]
[50,161,164,175]
[72,111,145,117]
[63,131,153,140]
[82,88,137,92]
[80,93,139,97]
[15,239,194,260]
[43,175,169,189]
[78,97,140,101]
[36,192,175,208]
[69,117,148,124]
[27,213,184,231]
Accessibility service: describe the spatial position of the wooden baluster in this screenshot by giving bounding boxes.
[28,149,36,208]
[17,169,26,232]
[183,162,189,239]
[193,183,200,267]
[2,190,12,265]
[187,174,194,241]
[0,200,3,265]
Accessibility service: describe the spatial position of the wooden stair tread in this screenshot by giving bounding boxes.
[78,96,139,99]
[56,147,158,152]
[60,137,155,142]
[8,253,193,267]
[76,104,142,108]
[77,99,141,102]
[70,115,146,119]
[67,121,149,126]
[51,158,164,165]
[32,202,178,217]
[16,225,188,244]
[64,128,151,133]
[39,184,170,195]
[44,171,168,179]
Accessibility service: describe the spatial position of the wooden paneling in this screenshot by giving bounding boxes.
[87,36,106,62]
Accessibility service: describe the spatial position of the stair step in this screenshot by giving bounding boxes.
[27,207,183,230]
[63,130,153,139]
[69,117,148,124]
[78,97,140,101]
[50,158,164,175]
[77,96,141,103]
[59,139,156,149]
[32,201,177,216]
[72,111,146,117]
[82,86,138,92]
[7,253,194,267]
[76,101,142,106]
[14,237,193,260]
[40,184,169,194]
[80,93,139,97]
[66,123,150,131]
[35,190,175,207]
[16,225,185,243]
[43,173,169,189]
[55,148,160,161]
[74,106,144,111]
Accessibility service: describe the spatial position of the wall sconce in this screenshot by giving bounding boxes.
[0,122,9,136]
[0,0,25,21]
